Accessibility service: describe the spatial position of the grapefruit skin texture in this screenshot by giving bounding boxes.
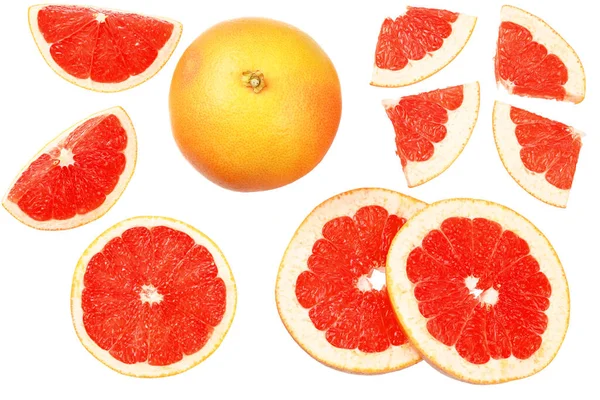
[169,18,342,192]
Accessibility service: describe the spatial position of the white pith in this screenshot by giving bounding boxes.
[382,82,480,187]
[493,101,581,208]
[58,148,75,167]
[276,188,427,373]
[2,107,137,230]
[28,5,183,93]
[71,216,237,378]
[386,199,570,384]
[498,5,585,103]
[140,284,163,305]
[371,12,477,87]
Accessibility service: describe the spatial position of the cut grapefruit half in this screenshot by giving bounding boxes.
[493,101,583,208]
[29,4,183,92]
[276,188,426,373]
[3,107,136,230]
[383,82,480,187]
[387,199,570,384]
[495,5,585,103]
[371,7,477,87]
[71,216,237,377]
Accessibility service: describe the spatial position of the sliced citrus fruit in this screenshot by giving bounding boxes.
[71,216,237,377]
[3,107,136,230]
[382,82,480,187]
[387,198,569,384]
[493,101,583,208]
[29,4,182,92]
[276,188,426,373]
[371,7,477,87]
[495,5,585,103]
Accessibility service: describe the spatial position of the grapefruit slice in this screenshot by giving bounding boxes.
[276,188,426,373]
[71,216,237,377]
[371,7,477,87]
[3,107,136,230]
[382,82,480,187]
[495,5,585,103]
[493,101,583,208]
[387,199,570,384]
[29,4,183,92]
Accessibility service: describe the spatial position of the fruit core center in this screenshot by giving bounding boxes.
[464,276,498,306]
[95,13,107,23]
[357,267,386,292]
[139,284,163,305]
[57,148,75,167]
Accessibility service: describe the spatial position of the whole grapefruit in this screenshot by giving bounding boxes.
[169,18,342,192]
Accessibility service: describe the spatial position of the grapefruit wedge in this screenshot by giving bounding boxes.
[3,107,136,230]
[71,216,237,377]
[386,199,569,384]
[29,4,182,92]
[371,7,477,87]
[495,5,585,103]
[493,101,583,208]
[276,188,426,373]
[383,82,480,187]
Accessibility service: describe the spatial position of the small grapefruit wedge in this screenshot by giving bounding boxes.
[3,107,136,230]
[495,5,585,103]
[71,216,237,377]
[371,7,477,87]
[383,82,480,187]
[387,199,569,384]
[29,4,182,92]
[276,188,426,373]
[493,101,583,208]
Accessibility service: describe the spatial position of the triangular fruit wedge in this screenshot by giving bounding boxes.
[3,107,136,230]
[493,101,583,208]
[29,4,182,92]
[495,5,585,103]
[276,188,426,373]
[383,82,480,187]
[387,198,570,384]
[371,7,477,87]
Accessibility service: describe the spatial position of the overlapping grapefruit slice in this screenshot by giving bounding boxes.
[383,82,480,187]
[493,102,583,208]
[276,188,426,373]
[29,4,182,92]
[3,107,136,230]
[371,7,477,87]
[387,198,569,383]
[495,5,585,103]
[71,216,237,377]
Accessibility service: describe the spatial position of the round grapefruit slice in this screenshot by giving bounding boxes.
[387,199,569,384]
[29,4,183,92]
[371,7,477,87]
[493,101,583,208]
[276,188,426,373]
[382,82,480,187]
[71,216,237,377]
[3,107,136,230]
[495,5,585,103]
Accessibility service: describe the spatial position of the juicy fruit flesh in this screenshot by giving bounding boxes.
[7,114,127,221]
[37,5,174,83]
[496,22,568,101]
[295,205,409,353]
[82,225,226,366]
[386,85,464,167]
[375,7,458,71]
[406,217,551,364]
[510,106,581,190]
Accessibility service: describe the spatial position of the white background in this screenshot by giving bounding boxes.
[1,0,598,398]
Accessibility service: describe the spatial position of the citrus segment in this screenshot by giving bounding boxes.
[493,101,583,208]
[71,216,236,377]
[3,107,136,230]
[383,82,480,187]
[371,7,476,87]
[387,199,569,383]
[276,188,426,373]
